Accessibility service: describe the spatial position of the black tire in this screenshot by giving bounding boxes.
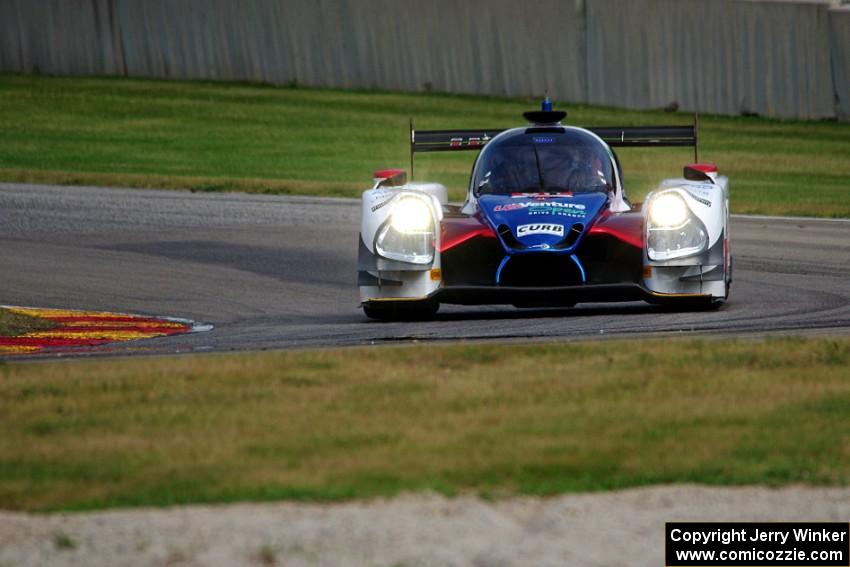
[726,253,733,298]
[702,253,732,310]
[703,296,728,311]
[363,300,439,321]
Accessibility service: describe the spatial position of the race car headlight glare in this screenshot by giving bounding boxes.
[647,192,707,261]
[649,193,689,228]
[389,197,433,233]
[375,196,435,264]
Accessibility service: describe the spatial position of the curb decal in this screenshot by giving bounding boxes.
[0,307,207,356]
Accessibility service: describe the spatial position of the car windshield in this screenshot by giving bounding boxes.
[473,130,614,195]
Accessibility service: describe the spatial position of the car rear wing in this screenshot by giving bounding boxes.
[408,115,699,177]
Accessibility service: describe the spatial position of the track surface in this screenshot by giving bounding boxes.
[1,183,848,357]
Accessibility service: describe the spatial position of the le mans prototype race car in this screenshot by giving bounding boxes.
[358,100,731,320]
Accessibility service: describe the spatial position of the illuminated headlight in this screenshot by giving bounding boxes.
[375,196,435,264]
[649,193,689,228]
[390,197,433,232]
[647,192,707,261]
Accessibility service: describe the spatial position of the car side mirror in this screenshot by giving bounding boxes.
[374,169,408,188]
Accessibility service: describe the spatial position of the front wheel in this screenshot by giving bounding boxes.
[362,300,439,321]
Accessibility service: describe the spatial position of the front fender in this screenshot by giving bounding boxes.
[642,176,730,298]
[358,185,444,302]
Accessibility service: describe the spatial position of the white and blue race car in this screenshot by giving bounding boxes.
[358,101,731,320]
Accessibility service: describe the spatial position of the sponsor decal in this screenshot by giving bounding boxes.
[450,133,492,148]
[371,188,393,199]
[510,192,573,198]
[493,203,524,212]
[684,189,712,208]
[690,182,715,191]
[493,200,588,219]
[493,201,586,212]
[532,136,556,144]
[517,223,565,238]
[528,208,585,218]
[371,197,393,212]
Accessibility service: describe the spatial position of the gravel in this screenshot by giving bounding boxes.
[1,485,848,566]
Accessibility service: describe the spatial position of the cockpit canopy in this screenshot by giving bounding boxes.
[472,128,616,196]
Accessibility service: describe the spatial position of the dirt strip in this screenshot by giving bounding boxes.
[1,485,847,566]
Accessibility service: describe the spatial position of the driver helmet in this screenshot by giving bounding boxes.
[481,146,535,193]
[567,147,608,191]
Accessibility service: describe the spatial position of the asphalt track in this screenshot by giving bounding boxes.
[1,182,848,357]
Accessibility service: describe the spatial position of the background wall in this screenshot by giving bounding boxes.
[113,0,588,102]
[586,0,836,119]
[830,5,850,121]
[0,0,846,121]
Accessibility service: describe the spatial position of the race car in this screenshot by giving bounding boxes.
[358,100,731,320]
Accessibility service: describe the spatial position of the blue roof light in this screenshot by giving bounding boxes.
[542,96,553,112]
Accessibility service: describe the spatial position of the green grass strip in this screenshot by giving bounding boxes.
[0,336,847,511]
[1,74,848,217]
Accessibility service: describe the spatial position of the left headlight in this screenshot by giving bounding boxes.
[648,193,689,228]
[389,196,433,232]
[646,192,707,261]
[375,195,435,264]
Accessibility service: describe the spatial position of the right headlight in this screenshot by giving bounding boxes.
[646,192,707,261]
[375,195,435,264]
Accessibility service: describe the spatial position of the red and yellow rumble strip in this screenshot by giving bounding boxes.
[0,307,195,355]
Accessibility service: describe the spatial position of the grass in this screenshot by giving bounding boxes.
[53,532,77,551]
[0,74,848,216]
[0,307,55,337]
[0,336,848,512]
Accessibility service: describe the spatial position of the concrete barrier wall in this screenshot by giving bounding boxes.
[587,0,836,119]
[113,0,587,102]
[830,6,850,120]
[0,0,125,76]
[0,0,847,121]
